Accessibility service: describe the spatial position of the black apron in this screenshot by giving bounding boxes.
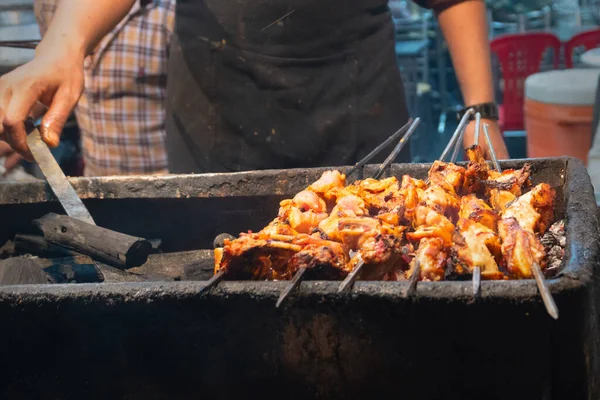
[165,0,411,173]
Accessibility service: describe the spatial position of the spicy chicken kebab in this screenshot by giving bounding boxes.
[214,145,558,283]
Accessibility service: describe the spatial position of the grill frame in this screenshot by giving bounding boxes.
[0,157,598,400]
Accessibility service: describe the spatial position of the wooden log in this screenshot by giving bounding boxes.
[34,213,153,269]
[14,234,79,258]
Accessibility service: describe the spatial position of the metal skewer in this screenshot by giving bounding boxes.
[482,124,502,173]
[276,267,307,308]
[346,119,414,176]
[473,266,481,298]
[338,256,365,293]
[473,112,482,147]
[439,109,474,162]
[532,262,559,320]
[405,259,421,297]
[199,269,226,294]
[276,116,412,305]
[373,118,421,180]
[481,128,557,319]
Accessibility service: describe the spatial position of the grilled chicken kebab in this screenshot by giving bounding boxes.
[215,146,559,283]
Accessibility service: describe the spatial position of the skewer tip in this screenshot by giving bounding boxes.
[199,269,226,294]
[532,263,559,320]
[338,258,365,293]
[472,266,481,299]
[405,260,420,298]
[276,267,307,308]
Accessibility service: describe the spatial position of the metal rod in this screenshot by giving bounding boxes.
[473,113,481,147]
[373,118,421,180]
[483,124,502,173]
[276,267,307,308]
[532,263,559,320]
[473,266,481,298]
[346,119,414,176]
[405,259,420,297]
[450,118,470,163]
[199,269,226,294]
[439,108,474,162]
[338,257,365,293]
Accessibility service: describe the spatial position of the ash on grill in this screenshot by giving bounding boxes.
[541,220,566,277]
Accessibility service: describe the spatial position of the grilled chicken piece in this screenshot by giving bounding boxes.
[216,233,349,280]
[341,177,406,224]
[498,218,545,279]
[488,188,517,214]
[407,205,455,246]
[277,190,329,234]
[483,165,532,197]
[464,145,489,194]
[408,237,448,281]
[453,219,504,280]
[350,234,411,281]
[420,185,460,220]
[428,161,466,194]
[399,175,426,224]
[308,170,346,202]
[495,183,556,278]
[286,239,351,280]
[503,183,556,234]
[459,194,499,231]
[318,195,369,239]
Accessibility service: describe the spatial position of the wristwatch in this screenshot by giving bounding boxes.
[457,102,499,122]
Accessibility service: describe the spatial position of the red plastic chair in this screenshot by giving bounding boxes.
[490,32,561,132]
[565,28,600,68]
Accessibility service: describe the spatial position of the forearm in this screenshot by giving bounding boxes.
[36,0,136,59]
[436,0,494,105]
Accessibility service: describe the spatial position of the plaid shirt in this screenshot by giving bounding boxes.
[34,0,174,176]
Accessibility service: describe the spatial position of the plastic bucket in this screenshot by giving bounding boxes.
[524,98,592,164]
[524,69,600,165]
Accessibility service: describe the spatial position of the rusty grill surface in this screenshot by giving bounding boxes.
[0,157,598,400]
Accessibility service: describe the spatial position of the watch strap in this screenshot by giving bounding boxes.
[457,102,499,122]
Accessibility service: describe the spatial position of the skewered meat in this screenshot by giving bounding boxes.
[503,183,556,234]
[495,183,556,279]
[407,206,455,246]
[428,161,466,194]
[498,218,546,279]
[409,237,448,281]
[217,232,350,280]
[459,195,499,232]
[483,166,532,197]
[453,219,504,280]
[215,150,561,285]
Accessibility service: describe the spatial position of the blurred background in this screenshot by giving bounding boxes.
[1,0,600,177]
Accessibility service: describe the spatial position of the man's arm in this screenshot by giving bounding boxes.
[436,0,508,159]
[0,0,136,158]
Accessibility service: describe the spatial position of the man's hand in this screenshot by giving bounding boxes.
[463,119,509,160]
[0,141,23,175]
[0,46,85,160]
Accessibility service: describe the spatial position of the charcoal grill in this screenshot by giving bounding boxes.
[0,157,598,400]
